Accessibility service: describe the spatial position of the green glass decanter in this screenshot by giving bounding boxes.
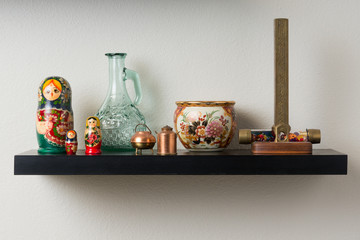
[96,53,146,151]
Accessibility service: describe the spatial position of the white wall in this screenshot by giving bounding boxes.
[1,0,359,239]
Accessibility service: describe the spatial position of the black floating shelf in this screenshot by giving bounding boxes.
[14,149,347,175]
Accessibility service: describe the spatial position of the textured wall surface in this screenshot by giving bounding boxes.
[1,0,360,239]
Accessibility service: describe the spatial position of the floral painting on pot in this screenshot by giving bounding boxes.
[174,101,236,151]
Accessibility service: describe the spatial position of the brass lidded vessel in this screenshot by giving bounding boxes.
[130,124,156,155]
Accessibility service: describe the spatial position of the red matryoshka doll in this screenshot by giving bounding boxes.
[36,76,73,153]
[85,116,102,155]
[65,130,78,155]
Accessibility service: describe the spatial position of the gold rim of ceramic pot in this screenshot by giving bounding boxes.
[175,101,235,107]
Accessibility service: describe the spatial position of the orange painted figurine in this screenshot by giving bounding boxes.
[65,130,78,155]
[85,116,102,155]
[36,76,73,153]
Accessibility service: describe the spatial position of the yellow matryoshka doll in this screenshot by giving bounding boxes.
[85,116,102,155]
[36,76,73,153]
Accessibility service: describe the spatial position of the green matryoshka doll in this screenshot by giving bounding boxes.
[36,76,73,153]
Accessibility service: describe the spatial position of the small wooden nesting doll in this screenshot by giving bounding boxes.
[65,130,78,155]
[85,116,102,155]
[36,76,73,153]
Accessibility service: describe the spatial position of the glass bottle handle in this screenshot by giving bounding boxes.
[124,68,143,106]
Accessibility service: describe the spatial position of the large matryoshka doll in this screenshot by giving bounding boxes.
[36,76,73,153]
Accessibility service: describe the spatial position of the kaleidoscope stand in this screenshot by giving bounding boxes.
[239,18,321,154]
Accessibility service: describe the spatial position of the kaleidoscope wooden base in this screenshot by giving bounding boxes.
[252,142,312,154]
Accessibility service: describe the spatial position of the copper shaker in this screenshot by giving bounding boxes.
[157,125,177,155]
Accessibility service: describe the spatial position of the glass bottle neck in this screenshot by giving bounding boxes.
[107,55,128,98]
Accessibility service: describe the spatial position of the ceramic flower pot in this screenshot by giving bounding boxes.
[174,101,236,151]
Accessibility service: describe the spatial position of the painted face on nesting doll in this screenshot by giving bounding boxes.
[88,118,97,129]
[66,130,76,140]
[43,79,62,101]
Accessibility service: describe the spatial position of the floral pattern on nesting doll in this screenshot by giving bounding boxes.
[65,130,78,155]
[36,77,73,147]
[85,116,102,154]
